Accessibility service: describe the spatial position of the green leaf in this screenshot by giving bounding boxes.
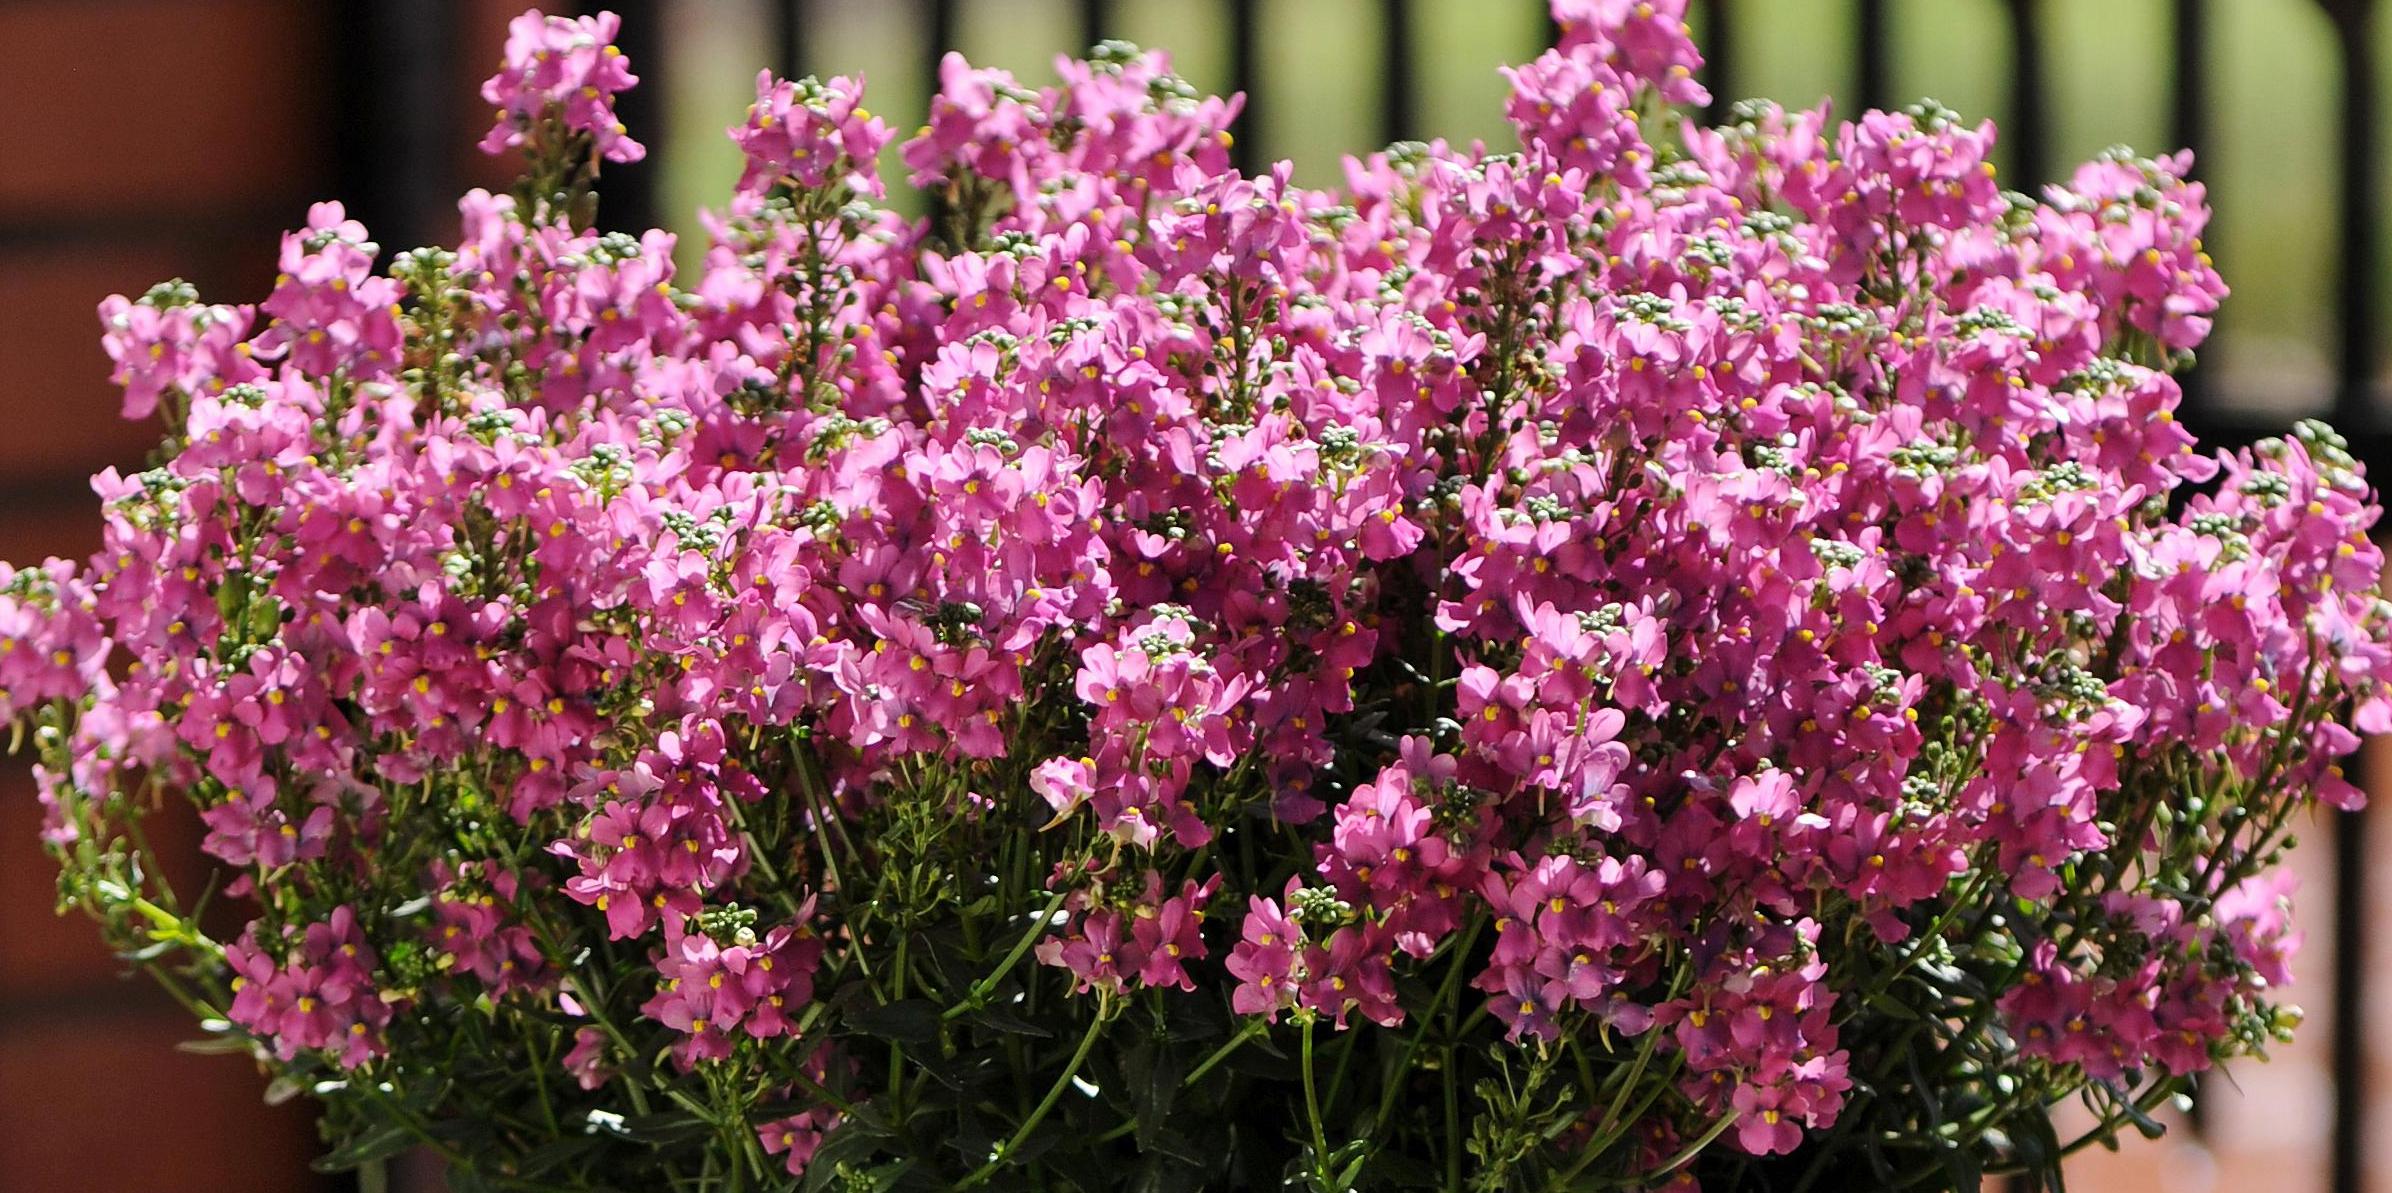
[1863,990,1925,1022]
[1226,1044,1297,1082]
[917,924,981,988]
[2010,1105,2067,1192]
[845,997,943,1045]
[248,592,283,640]
[125,938,180,963]
[1356,1148,1442,1188]
[1136,1123,1210,1168]
[1902,1038,1944,1125]
[1036,1141,1110,1191]
[214,572,249,627]
[2098,1079,2170,1140]
[806,1122,895,1191]
[174,1032,257,1056]
[965,1001,1054,1038]
[1134,1041,1185,1155]
[616,1110,714,1145]
[1939,1140,1984,1193]
[1162,995,1229,1045]
[514,1134,603,1178]
[1130,1153,1214,1193]
[1005,1117,1069,1167]
[263,1074,310,1106]
[310,1126,417,1173]
[1331,1138,1376,1188]
[947,1103,998,1168]
[909,1043,980,1092]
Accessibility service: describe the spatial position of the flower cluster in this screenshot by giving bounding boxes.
[640,904,823,1064]
[731,71,893,199]
[1036,871,1215,995]
[8,3,2386,1190]
[224,908,393,1068]
[480,8,645,163]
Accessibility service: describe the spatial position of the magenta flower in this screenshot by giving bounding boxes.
[10,2,2387,1184]
[480,9,645,163]
[222,906,395,1069]
[732,72,893,199]
[1130,877,1214,991]
[1226,894,1303,1020]
[759,1107,839,1178]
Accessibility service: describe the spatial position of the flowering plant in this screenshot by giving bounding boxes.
[6,4,2386,1190]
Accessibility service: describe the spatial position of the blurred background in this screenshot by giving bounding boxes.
[0,1,2386,1190]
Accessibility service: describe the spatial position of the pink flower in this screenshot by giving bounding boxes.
[97,284,263,420]
[1130,876,1215,991]
[1225,895,1303,1020]
[732,72,893,198]
[562,1027,613,1090]
[253,203,404,378]
[759,1107,839,1178]
[222,907,396,1069]
[480,9,646,163]
[7,9,2385,1184]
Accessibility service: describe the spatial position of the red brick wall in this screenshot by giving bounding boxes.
[0,2,334,1188]
[0,0,539,1183]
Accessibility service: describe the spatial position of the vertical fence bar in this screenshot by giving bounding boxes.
[596,0,664,234]
[333,0,458,256]
[771,0,808,81]
[2322,5,2382,1193]
[2170,0,2212,163]
[342,5,483,1182]
[2000,0,2048,188]
[924,0,959,90]
[1855,0,1890,112]
[1079,0,1111,48]
[1380,0,1419,145]
[2325,0,2381,439]
[918,0,962,247]
[1699,0,1735,122]
[1229,0,1261,173]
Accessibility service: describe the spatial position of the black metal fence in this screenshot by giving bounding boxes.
[339,2,2386,1190]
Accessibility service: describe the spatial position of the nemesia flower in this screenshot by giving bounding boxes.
[480,9,646,163]
[6,2,2385,1188]
[732,72,893,198]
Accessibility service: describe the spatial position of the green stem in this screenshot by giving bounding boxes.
[1552,1048,1684,1188]
[886,932,911,1119]
[525,914,652,1119]
[1302,1017,1336,1190]
[1589,1023,1664,1146]
[1443,1044,1463,1193]
[2047,1076,2183,1162]
[957,1007,1110,1189]
[1647,1110,1740,1181]
[944,887,1069,1021]
[1374,915,1485,1134]
[1182,1017,1270,1089]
